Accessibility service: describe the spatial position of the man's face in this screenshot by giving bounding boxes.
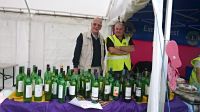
[114,23,125,38]
[91,19,102,34]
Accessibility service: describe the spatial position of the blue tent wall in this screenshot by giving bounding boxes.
[126,0,200,47]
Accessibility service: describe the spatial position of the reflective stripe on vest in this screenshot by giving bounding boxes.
[107,55,129,60]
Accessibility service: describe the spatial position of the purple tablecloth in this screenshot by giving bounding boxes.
[0,97,188,112]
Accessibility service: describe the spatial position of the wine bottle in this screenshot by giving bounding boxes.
[135,73,142,102]
[69,76,77,100]
[34,69,43,101]
[79,69,84,96]
[112,73,120,100]
[84,71,91,99]
[31,65,38,95]
[103,73,110,101]
[51,69,58,99]
[91,71,99,103]
[65,69,71,100]
[124,72,132,103]
[23,68,32,102]
[144,69,150,99]
[58,71,66,103]
[58,66,63,80]
[120,69,126,98]
[44,65,52,101]
[16,66,25,97]
[98,71,104,100]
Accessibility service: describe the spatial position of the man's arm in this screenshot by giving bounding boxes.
[72,33,83,73]
[106,37,128,55]
[195,61,200,83]
[116,45,135,53]
[118,38,135,52]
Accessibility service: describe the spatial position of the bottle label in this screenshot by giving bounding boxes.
[69,86,75,95]
[45,84,49,92]
[35,84,42,97]
[113,86,119,96]
[86,82,91,91]
[125,87,132,99]
[145,85,149,95]
[104,85,110,94]
[17,81,23,92]
[52,82,57,95]
[25,85,32,98]
[58,85,63,98]
[136,87,141,97]
[92,87,99,99]
[67,81,70,87]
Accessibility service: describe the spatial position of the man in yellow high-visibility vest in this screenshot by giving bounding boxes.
[106,22,135,76]
[189,55,200,85]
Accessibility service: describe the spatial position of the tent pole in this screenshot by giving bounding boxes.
[24,0,31,68]
[159,0,173,111]
[148,0,164,111]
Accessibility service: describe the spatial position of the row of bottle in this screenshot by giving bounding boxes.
[16,65,151,103]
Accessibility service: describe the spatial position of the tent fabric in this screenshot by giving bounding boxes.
[147,0,165,111]
[108,0,150,25]
[0,0,112,17]
[0,12,110,74]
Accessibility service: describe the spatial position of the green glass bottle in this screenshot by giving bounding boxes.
[31,65,38,95]
[58,66,64,80]
[98,71,104,100]
[51,69,58,99]
[44,66,52,101]
[112,73,120,100]
[130,76,136,99]
[23,68,32,102]
[79,69,85,96]
[51,66,56,79]
[103,73,110,101]
[84,72,91,99]
[124,73,132,102]
[58,71,66,103]
[135,73,142,102]
[44,64,50,84]
[91,72,99,103]
[120,69,126,98]
[65,69,71,100]
[16,66,25,97]
[69,76,77,100]
[34,69,43,101]
[144,69,150,99]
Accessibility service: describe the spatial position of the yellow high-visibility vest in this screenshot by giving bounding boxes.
[106,35,131,71]
[189,56,200,84]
